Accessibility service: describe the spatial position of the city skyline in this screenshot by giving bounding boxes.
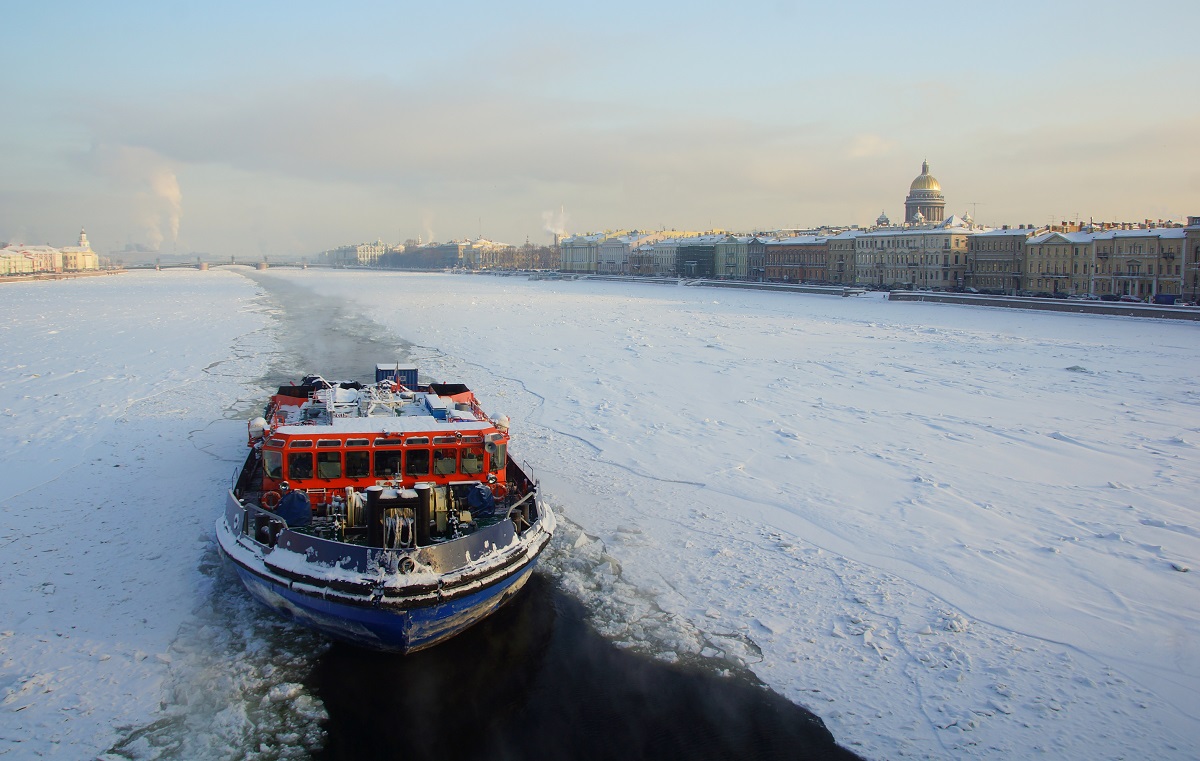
[3,1,1198,258]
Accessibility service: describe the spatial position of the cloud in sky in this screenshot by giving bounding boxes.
[846,134,896,160]
[78,144,183,251]
[2,1,1198,255]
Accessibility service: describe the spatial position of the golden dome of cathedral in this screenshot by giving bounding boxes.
[909,160,941,192]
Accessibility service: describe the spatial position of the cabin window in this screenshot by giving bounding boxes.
[288,451,314,480]
[346,450,370,478]
[374,449,402,477]
[263,450,283,479]
[346,438,370,447]
[405,437,429,446]
[433,448,457,475]
[267,438,285,448]
[290,440,312,448]
[317,439,340,448]
[460,446,484,474]
[489,442,507,473]
[406,449,431,477]
[317,451,342,479]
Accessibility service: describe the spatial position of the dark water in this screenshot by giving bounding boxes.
[312,574,861,761]
[243,270,863,761]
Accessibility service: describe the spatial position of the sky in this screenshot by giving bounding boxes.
[3,0,1199,259]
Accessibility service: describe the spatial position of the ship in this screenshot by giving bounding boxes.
[215,363,555,653]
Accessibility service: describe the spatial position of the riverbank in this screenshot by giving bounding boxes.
[889,290,1200,320]
[0,269,125,284]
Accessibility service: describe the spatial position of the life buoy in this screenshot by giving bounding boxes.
[262,490,282,509]
[489,481,508,500]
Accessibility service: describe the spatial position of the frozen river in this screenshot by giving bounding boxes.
[1,268,1197,759]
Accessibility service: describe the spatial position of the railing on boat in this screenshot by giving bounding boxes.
[224,490,524,576]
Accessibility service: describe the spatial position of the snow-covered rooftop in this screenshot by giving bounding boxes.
[764,235,825,246]
[973,227,1041,237]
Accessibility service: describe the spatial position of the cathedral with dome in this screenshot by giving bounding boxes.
[904,160,946,224]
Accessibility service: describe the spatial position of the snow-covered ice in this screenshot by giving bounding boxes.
[2,269,1197,759]
[0,271,327,759]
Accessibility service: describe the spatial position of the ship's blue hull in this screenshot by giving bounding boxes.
[226,556,536,653]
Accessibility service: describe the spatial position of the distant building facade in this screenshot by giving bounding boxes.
[559,233,607,274]
[854,217,975,289]
[967,226,1039,294]
[597,233,669,274]
[464,239,517,269]
[714,235,753,279]
[0,248,36,275]
[632,237,693,276]
[826,230,860,285]
[1091,226,1185,299]
[1186,216,1200,302]
[328,239,388,267]
[765,236,828,282]
[11,245,63,273]
[675,235,725,278]
[1023,232,1094,295]
[629,241,666,275]
[1,228,97,274]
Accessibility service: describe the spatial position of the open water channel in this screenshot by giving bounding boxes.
[169,271,862,760]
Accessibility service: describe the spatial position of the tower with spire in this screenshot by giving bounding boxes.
[60,227,98,271]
